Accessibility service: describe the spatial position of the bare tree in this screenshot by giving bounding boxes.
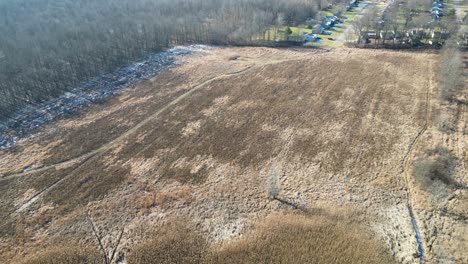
[267,167,280,200]
[439,38,464,101]
[352,19,366,44]
[87,210,125,264]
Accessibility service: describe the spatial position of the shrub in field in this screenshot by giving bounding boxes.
[412,146,458,205]
[436,110,454,133]
[413,146,457,188]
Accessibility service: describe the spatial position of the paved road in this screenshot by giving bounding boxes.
[335,1,372,44]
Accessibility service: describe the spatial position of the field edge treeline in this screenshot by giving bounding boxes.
[0,0,320,123]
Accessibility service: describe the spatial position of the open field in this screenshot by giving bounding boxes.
[0,47,466,263]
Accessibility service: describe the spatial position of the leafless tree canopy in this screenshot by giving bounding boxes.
[439,38,464,101]
[0,0,319,122]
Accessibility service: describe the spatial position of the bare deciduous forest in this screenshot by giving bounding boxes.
[0,0,319,122]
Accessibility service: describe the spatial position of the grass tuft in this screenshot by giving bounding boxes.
[19,245,101,264]
[127,220,208,264]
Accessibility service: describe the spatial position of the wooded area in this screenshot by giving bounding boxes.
[0,0,320,123]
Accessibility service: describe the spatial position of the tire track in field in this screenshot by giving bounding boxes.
[10,57,310,213]
[1,55,311,184]
[12,68,251,213]
[400,61,433,263]
[455,97,467,186]
[0,66,254,184]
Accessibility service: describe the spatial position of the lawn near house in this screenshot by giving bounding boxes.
[259,0,374,47]
[311,0,374,47]
[262,26,312,42]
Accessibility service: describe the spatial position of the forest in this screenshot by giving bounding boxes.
[0,0,320,123]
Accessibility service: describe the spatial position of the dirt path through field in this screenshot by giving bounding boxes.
[1,47,446,263]
[11,68,251,212]
[454,103,467,185]
[0,68,255,185]
[455,49,468,185]
[10,55,314,213]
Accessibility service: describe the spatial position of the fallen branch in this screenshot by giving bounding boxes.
[87,209,125,264]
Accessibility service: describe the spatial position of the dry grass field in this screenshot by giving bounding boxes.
[0,47,466,263]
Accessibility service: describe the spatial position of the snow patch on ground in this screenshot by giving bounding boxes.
[0,45,209,150]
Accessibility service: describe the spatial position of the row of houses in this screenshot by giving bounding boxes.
[303,0,361,43]
[361,29,450,45]
[303,15,341,42]
[360,0,450,46]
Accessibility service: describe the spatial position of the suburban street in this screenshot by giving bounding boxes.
[335,0,393,45]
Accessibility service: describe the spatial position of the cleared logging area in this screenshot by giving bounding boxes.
[0,48,436,263]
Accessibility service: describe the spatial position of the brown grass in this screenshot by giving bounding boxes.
[207,213,395,264]
[0,48,439,262]
[126,213,395,264]
[44,158,129,210]
[112,50,431,182]
[127,220,208,264]
[136,187,193,212]
[18,244,101,264]
[33,71,191,166]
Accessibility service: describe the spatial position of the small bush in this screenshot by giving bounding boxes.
[413,146,458,206]
[436,110,454,133]
[413,146,457,188]
[20,245,101,264]
[127,220,208,264]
